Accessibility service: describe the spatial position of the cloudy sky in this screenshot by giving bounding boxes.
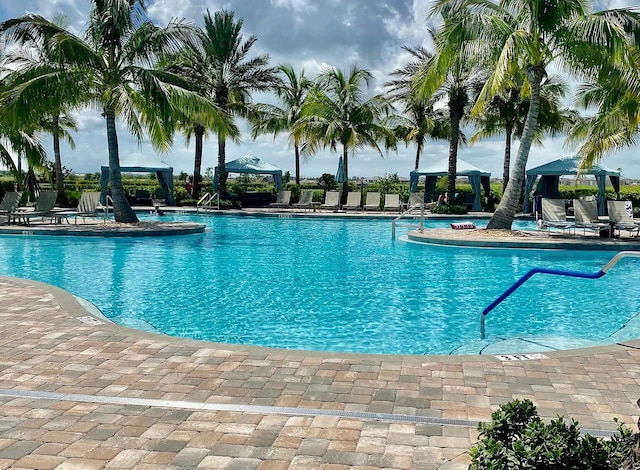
[1,0,639,180]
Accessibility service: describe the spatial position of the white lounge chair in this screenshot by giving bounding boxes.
[363,192,380,211]
[269,190,292,210]
[383,193,401,212]
[342,192,361,211]
[607,200,640,237]
[573,198,611,238]
[292,190,314,211]
[321,191,340,211]
[539,198,574,235]
[62,192,103,224]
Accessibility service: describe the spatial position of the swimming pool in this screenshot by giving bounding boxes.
[1,214,639,355]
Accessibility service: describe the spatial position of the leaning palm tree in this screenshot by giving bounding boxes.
[427,0,640,229]
[250,63,311,185]
[294,65,396,196]
[197,9,278,197]
[385,46,450,171]
[0,1,218,222]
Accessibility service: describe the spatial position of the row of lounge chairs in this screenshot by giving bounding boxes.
[269,191,403,212]
[0,191,103,225]
[540,197,640,238]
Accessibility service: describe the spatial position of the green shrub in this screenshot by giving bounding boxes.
[430,203,467,215]
[469,399,632,470]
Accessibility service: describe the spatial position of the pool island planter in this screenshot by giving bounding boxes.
[0,221,206,237]
[406,228,640,251]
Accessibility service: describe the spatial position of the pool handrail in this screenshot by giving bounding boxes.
[392,203,425,238]
[197,192,219,212]
[480,250,640,339]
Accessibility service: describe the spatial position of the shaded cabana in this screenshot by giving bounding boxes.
[523,156,620,215]
[409,158,491,211]
[100,153,175,205]
[213,155,283,193]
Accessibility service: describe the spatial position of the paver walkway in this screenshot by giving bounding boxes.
[0,276,639,469]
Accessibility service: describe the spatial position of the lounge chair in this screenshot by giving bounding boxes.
[152,187,169,206]
[539,198,574,235]
[321,191,340,211]
[0,191,22,220]
[135,189,152,206]
[292,190,315,211]
[383,193,401,212]
[342,192,361,211]
[408,192,424,209]
[61,192,103,224]
[269,190,292,210]
[13,190,58,225]
[363,192,381,211]
[573,198,611,238]
[607,200,640,237]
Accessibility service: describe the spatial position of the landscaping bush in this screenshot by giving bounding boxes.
[430,203,467,215]
[469,399,632,470]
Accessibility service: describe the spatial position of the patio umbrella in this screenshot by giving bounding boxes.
[335,156,347,204]
[335,157,347,184]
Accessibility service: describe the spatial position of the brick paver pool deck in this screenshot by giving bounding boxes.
[1,216,640,469]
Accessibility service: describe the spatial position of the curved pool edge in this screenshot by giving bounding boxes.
[0,221,206,237]
[406,228,640,251]
[9,274,640,364]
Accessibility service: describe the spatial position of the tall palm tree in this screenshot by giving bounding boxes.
[250,63,311,185]
[385,46,450,171]
[197,9,278,198]
[470,75,578,194]
[294,65,396,195]
[0,0,216,222]
[415,30,484,204]
[428,0,640,229]
[1,14,80,194]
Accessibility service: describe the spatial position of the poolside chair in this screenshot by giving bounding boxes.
[269,190,292,210]
[0,192,22,215]
[383,193,401,212]
[321,191,340,211]
[408,192,425,209]
[342,191,361,211]
[539,198,574,235]
[292,190,315,211]
[63,192,103,224]
[14,190,58,225]
[573,198,611,238]
[152,187,169,206]
[363,192,381,211]
[607,200,640,237]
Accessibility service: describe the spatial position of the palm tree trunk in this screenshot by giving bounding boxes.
[294,144,301,185]
[414,138,423,171]
[192,124,204,198]
[104,107,138,223]
[502,124,512,195]
[487,66,544,230]
[217,136,227,197]
[52,114,65,193]
[446,114,461,204]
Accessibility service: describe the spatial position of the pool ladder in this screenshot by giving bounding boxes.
[392,203,426,239]
[480,250,640,339]
[197,192,219,212]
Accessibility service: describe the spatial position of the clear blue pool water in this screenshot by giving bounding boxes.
[1,214,639,355]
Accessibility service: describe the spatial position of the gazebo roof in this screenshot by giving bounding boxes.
[411,158,491,177]
[225,156,281,174]
[526,156,620,177]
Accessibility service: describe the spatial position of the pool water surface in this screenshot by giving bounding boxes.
[0,214,639,355]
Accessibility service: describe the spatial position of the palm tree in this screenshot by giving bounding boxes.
[470,75,578,194]
[198,9,278,198]
[0,1,217,222]
[428,0,640,229]
[250,63,311,185]
[294,65,396,196]
[1,14,80,194]
[415,31,484,204]
[385,46,450,171]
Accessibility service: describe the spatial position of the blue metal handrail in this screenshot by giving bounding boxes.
[480,250,640,339]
